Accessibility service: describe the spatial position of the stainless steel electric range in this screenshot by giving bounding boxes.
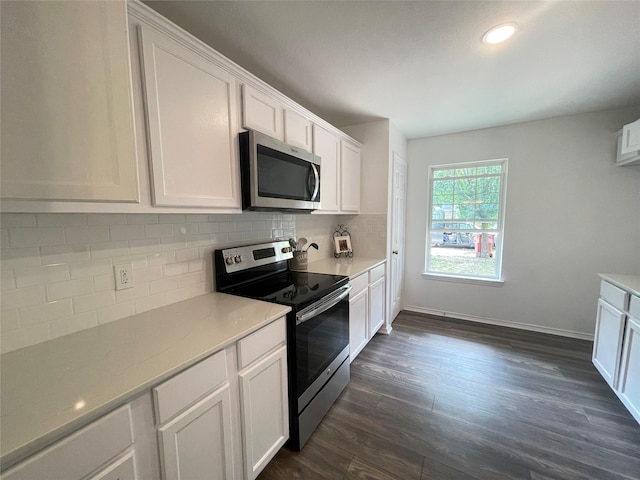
[214,240,351,449]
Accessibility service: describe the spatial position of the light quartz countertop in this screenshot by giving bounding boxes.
[308,257,386,279]
[0,293,290,469]
[599,274,640,297]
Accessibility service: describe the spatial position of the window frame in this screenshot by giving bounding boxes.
[424,158,508,284]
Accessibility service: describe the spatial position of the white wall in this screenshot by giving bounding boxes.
[404,106,640,338]
[0,211,336,353]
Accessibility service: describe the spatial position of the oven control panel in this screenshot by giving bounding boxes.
[218,240,294,273]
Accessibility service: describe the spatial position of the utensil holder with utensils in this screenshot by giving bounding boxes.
[289,251,308,271]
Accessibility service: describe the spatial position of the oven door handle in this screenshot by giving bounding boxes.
[296,284,352,325]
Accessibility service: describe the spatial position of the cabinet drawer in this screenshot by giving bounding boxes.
[153,349,227,425]
[2,405,133,480]
[369,264,385,284]
[630,295,640,319]
[238,317,286,370]
[600,281,628,311]
[350,273,369,297]
[88,451,136,480]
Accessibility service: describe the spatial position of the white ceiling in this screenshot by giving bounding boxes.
[143,0,640,139]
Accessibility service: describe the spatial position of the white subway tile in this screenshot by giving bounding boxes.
[94,274,115,292]
[135,293,166,314]
[112,254,147,270]
[210,233,230,244]
[161,236,186,251]
[46,278,95,301]
[69,258,112,279]
[50,312,97,338]
[115,284,149,304]
[177,271,205,288]
[145,223,174,238]
[74,291,115,313]
[148,251,176,267]
[236,222,253,232]
[21,299,74,326]
[197,222,219,234]
[127,214,158,224]
[87,214,126,226]
[1,229,9,248]
[1,322,51,353]
[9,227,64,247]
[190,283,210,296]
[163,262,189,277]
[159,214,185,224]
[1,213,36,227]
[110,224,146,241]
[129,238,161,255]
[96,302,135,325]
[173,223,198,235]
[186,214,209,223]
[175,247,199,262]
[189,259,205,272]
[149,277,178,295]
[165,287,192,304]
[42,244,90,264]
[227,232,245,242]
[90,241,129,260]
[1,270,16,291]
[37,214,87,227]
[15,264,70,288]
[1,309,20,332]
[64,225,110,244]
[186,234,210,248]
[133,266,163,283]
[1,286,45,310]
[251,221,268,231]
[218,222,237,233]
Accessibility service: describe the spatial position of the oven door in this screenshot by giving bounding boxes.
[294,284,351,412]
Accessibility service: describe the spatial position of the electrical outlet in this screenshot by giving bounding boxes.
[114,263,133,291]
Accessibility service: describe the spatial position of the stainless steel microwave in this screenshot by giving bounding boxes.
[239,130,321,212]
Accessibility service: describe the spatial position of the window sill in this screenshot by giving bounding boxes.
[421,272,504,287]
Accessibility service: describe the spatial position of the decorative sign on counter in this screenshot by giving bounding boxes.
[333,224,354,258]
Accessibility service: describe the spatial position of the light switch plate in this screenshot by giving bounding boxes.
[114,263,133,291]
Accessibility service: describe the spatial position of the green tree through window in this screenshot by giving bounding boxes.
[426,160,507,280]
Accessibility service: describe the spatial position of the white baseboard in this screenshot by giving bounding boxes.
[403,305,594,341]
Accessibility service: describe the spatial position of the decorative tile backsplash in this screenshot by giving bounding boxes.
[0,212,338,353]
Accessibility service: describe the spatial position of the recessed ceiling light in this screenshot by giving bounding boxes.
[482,23,517,45]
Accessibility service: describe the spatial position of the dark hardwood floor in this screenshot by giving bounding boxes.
[258,311,640,480]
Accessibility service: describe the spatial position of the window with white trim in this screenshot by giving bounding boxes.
[425,159,507,281]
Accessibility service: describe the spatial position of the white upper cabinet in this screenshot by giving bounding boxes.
[313,125,341,213]
[284,109,313,152]
[0,0,139,202]
[621,119,640,155]
[138,25,241,209]
[242,85,284,141]
[340,141,362,213]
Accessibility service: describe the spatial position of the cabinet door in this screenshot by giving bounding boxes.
[618,316,640,423]
[1,1,138,202]
[242,84,283,140]
[313,125,341,213]
[340,141,361,213]
[138,25,241,208]
[349,288,369,362]
[621,120,640,155]
[158,385,234,480]
[284,109,312,151]
[368,277,386,338]
[239,346,288,480]
[592,299,626,388]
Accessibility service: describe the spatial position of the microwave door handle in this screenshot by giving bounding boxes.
[308,164,320,201]
[296,284,351,325]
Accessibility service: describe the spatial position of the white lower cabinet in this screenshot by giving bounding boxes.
[238,346,288,480]
[349,273,370,362]
[157,386,234,480]
[88,451,137,480]
[592,279,640,423]
[349,263,387,362]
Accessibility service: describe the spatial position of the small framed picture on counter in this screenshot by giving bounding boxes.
[334,236,352,254]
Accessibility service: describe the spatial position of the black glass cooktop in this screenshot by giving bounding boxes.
[224,271,348,309]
